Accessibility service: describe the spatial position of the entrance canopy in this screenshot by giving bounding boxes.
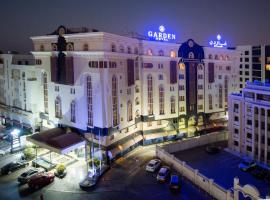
[27,128,85,154]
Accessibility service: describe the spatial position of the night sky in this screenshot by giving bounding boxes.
[0,0,270,53]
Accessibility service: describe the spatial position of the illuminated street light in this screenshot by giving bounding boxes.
[11,129,20,137]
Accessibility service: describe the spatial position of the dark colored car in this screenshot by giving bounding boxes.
[265,172,270,183]
[1,160,29,175]
[28,172,55,189]
[205,145,221,154]
[169,174,181,190]
[251,166,269,179]
[18,168,44,184]
[157,166,170,182]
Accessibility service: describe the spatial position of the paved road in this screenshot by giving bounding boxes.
[0,145,211,200]
[173,142,270,198]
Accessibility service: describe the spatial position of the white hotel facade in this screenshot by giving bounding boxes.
[0,26,240,158]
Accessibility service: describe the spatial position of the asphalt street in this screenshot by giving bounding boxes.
[0,145,211,200]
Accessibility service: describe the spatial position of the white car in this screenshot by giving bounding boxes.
[0,150,5,157]
[18,168,45,184]
[157,166,170,182]
[146,159,161,172]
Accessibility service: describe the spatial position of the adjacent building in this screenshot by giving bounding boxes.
[0,26,240,159]
[236,45,270,89]
[228,81,270,165]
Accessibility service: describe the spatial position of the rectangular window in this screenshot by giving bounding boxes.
[246,146,252,152]
[179,74,184,79]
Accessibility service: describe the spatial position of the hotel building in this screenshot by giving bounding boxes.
[0,26,240,159]
[228,82,270,165]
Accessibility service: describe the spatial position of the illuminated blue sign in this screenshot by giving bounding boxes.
[209,34,227,48]
[147,25,176,41]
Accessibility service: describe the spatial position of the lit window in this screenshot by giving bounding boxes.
[170,96,176,114]
[179,63,185,70]
[266,64,270,71]
[147,49,153,56]
[112,75,119,126]
[127,100,133,121]
[87,76,93,126]
[170,51,176,58]
[147,74,153,115]
[159,85,164,115]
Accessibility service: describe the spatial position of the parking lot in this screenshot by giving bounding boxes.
[173,141,270,197]
[0,145,212,200]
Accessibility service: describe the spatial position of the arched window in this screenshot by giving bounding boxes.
[208,94,213,110]
[111,43,116,52]
[135,109,140,118]
[170,51,176,58]
[219,84,223,108]
[214,55,219,60]
[127,46,132,54]
[87,76,93,126]
[83,44,89,51]
[70,100,76,122]
[147,74,153,115]
[220,55,224,60]
[112,75,118,126]
[43,72,48,114]
[127,100,133,121]
[170,96,176,114]
[52,43,57,51]
[224,76,228,104]
[188,52,194,59]
[55,96,62,118]
[67,43,74,51]
[40,45,44,51]
[134,47,139,54]
[119,45,124,53]
[135,97,140,105]
[158,50,164,56]
[147,49,153,56]
[208,54,213,59]
[159,85,164,115]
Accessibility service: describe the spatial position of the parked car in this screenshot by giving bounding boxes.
[251,166,269,179]
[28,172,55,189]
[1,160,29,175]
[18,168,45,184]
[157,166,170,182]
[238,160,256,171]
[265,172,270,183]
[169,174,181,190]
[205,145,221,154]
[0,150,6,157]
[146,159,161,172]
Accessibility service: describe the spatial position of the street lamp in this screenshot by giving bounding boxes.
[11,129,20,138]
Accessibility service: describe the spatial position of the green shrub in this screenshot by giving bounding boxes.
[23,147,35,160]
[56,163,66,174]
[93,157,101,167]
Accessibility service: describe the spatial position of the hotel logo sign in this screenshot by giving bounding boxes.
[209,34,227,48]
[147,25,176,42]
